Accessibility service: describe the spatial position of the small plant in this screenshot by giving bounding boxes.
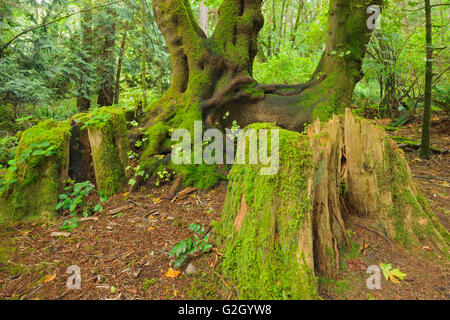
[169,223,212,269]
[127,150,138,160]
[56,180,107,231]
[61,217,79,232]
[78,109,112,129]
[379,263,406,283]
[127,165,149,187]
[155,169,171,186]
[142,277,157,290]
[226,120,241,140]
[0,135,18,167]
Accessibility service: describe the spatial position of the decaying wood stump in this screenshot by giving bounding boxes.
[0,107,130,220]
[217,109,448,299]
[84,108,129,196]
[0,120,71,220]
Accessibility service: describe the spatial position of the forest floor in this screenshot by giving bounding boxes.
[0,112,448,300]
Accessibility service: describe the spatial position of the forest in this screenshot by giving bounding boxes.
[0,0,448,301]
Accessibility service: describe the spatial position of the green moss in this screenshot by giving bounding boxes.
[141,122,170,160]
[0,120,71,221]
[170,162,226,190]
[142,277,157,290]
[83,107,129,196]
[376,138,449,251]
[216,124,318,299]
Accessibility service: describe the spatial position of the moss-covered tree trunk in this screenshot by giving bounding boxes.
[141,0,382,161]
[218,110,448,299]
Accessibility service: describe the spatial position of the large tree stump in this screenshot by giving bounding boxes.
[0,107,130,221]
[217,109,448,299]
[82,108,129,196]
[0,120,71,221]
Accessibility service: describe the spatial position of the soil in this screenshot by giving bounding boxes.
[0,112,448,300]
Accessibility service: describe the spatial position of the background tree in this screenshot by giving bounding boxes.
[419,0,433,159]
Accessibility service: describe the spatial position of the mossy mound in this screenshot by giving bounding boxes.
[215,124,318,299]
[0,120,71,221]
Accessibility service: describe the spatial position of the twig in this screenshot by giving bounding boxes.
[220,277,233,300]
[353,223,392,244]
[20,284,43,300]
[414,175,449,182]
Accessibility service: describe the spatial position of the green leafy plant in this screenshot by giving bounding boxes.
[127,165,149,187]
[7,141,57,173]
[56,180,107,231]
[169,223,212,269]
[379,263,406,284]
[155,169,171,186]
[61,217,79,232]
[77,109,112,129]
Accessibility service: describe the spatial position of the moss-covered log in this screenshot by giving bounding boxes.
[217,110,448,299]
[0,120,71,221]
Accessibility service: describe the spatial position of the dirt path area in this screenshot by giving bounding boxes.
[0,115,448,300]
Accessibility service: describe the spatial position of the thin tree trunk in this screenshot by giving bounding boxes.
[419,0,433,159]
[114,29,128,105]
[97,8,116,107]
[289,0,303,49]
[267,0,276,57]
[275,0,287,54]
[141,0,147,108]
[76,2,93,111]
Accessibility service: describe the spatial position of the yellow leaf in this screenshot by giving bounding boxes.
[147,226,155,231]
[173,290,178,297]
[388,273,400,284]
[43,274,56,283]
[165,268,181,278]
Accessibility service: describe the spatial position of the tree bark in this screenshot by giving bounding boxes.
[289,0,303,49]
[141,0,147,108]
[97,7,116,107]
[76,2,94,111]
[419,0,432,159]
[114,29,128,105]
